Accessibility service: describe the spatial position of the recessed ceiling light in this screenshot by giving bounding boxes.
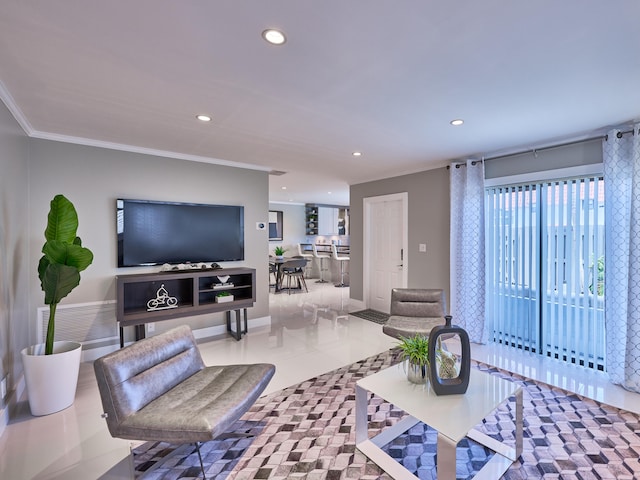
[281,186,287,190]
[262,29,286,45]
[352,151,362,157]
[327,191,332,195]
[196,114,211,122]
[450,119,464,126]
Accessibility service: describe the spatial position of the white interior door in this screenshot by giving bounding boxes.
[364,193,408,313]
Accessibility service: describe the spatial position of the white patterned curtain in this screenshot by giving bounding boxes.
[603,124,640,393]
[450,160,487,343]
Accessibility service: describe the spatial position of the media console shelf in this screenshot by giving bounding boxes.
[116,267,256,345]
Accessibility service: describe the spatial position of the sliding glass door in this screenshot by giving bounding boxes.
[485,176,606,370]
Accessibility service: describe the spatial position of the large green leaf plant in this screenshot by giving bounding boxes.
[38,195,94,355]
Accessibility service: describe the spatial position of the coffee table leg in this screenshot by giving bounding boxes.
[355,384,368,444]
[436,433,456,480]
[515,387,523,459]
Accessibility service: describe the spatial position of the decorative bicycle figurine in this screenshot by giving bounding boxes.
[147,284,178,311]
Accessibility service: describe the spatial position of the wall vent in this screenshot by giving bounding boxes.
[37,300,118,348]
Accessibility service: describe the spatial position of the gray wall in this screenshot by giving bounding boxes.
[268,202,306,255]
[0,101,29,416]
[350,167,451,304]
[27,139,270,341]
[0,111,269,428]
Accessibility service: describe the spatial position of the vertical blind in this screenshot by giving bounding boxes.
[485,176,606,370]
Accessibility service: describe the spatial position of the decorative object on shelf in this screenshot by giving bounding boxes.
[273,245,287,259]
[22,194,94,416]
[397,334,430,384]
[146,284,178,311]
[215,292,234,303]
[116,267,256,345]
[217,275,230,284]
[428,315,471,395]
[305,204,319,235]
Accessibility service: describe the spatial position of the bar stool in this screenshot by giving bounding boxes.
[312,244,330,283]
[331,244,350,287]
[297,243,314,278]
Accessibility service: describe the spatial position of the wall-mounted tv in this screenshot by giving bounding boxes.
[117,198,244,267]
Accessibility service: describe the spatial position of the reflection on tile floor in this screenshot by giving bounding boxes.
[0,281,638,479]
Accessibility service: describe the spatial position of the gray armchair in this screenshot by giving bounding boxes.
[382,288,446,339]
[93,325,275,479]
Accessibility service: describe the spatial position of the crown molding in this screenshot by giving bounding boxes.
[29,130,271,172]
[0,79,34,136]
[0,80,270,172]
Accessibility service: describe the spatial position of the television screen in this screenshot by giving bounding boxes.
[117,199,244,267]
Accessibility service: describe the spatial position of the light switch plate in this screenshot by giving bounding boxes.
[419,243,427,252]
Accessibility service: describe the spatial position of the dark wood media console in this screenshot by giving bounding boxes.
[116,267,256,344]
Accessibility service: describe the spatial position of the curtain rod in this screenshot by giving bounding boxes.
[605,128,636,141]
[447,128,636,169]
[485,136,603,162]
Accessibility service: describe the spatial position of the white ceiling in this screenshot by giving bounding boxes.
[1,1,639,206]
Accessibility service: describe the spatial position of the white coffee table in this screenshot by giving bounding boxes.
[355,363,522,480]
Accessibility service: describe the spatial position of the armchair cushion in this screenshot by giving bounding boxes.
[382,288,446,340]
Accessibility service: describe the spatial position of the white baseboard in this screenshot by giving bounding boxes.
[81,344,121,362]
[81,315,272,357]
[0,374,25,439]
[191,315,271,340]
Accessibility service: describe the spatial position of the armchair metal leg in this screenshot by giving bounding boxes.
[194,442,207,480]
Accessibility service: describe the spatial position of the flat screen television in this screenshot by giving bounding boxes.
[117,198,244,267]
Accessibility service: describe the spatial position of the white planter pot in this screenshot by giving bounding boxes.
[215,295,234,303]
[21,341,82,416]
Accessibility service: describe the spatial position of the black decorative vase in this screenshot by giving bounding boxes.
[428,315,471,395]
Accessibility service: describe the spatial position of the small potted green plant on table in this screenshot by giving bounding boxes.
[397,334,430,384]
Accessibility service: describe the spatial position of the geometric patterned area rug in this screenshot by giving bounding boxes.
[349,309,390,324]
[132,349,640,479]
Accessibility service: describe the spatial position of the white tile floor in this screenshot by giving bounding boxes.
[0,282,638,479]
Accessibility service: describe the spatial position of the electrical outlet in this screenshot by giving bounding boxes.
[147,322,155,333]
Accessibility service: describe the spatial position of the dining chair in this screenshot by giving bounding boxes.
[279,258,308,294]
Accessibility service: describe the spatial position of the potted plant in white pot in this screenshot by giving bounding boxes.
[21,194,94,416]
